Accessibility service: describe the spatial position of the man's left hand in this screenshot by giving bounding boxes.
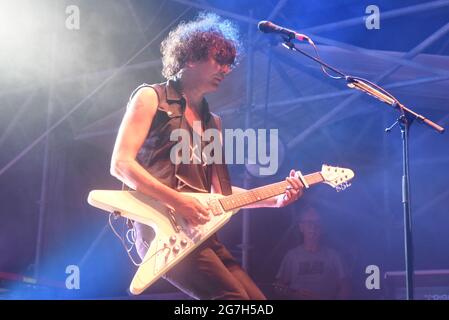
[276,169,304,208]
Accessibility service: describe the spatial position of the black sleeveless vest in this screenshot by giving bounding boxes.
[129,79,233,196]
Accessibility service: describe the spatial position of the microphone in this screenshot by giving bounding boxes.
[257,21,309,42]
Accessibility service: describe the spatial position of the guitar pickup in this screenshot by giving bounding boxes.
[207,199,224,216]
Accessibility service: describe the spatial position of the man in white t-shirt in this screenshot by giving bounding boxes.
[275,207,351,300]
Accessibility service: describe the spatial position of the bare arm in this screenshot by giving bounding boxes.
[110,87,210,225]
[111,87,178,204]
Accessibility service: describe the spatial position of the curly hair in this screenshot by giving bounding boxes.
[160,12,242,79]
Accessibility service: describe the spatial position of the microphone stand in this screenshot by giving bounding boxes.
[280,36,445,300]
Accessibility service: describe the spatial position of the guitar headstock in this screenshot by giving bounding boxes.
[320,164,355,191]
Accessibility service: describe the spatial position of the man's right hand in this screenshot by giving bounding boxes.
[172,194,211,226]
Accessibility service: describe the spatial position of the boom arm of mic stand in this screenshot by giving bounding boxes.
[346,77,396,105]
[281,39,445,134]
[346,77,445,134]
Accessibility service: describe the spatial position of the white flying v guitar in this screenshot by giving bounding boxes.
[87,164,354,295]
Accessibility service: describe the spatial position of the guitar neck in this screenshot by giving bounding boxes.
[219,172,324,212]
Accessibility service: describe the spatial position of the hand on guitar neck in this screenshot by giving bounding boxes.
[275,169,304,208]
[232,169,304,209]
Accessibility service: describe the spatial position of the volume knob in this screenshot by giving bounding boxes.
[169,235,177,244]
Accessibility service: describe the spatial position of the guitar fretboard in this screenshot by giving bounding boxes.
[219,172,324,212]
